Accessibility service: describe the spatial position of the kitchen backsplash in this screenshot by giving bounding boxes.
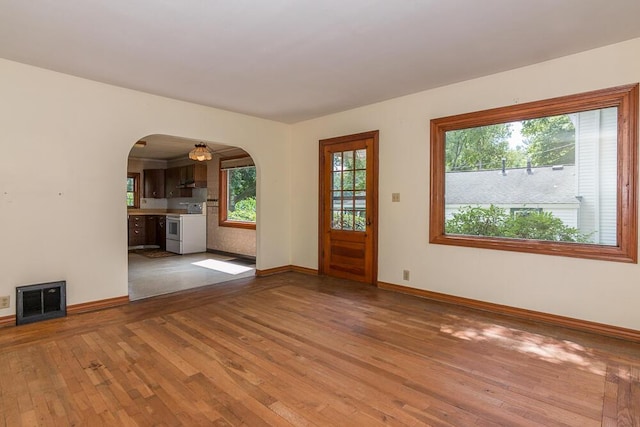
[140,198,168,209]
[167,188,207,209]
[140,188,207,210]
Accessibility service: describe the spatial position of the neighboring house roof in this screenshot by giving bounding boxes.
[445,165,578,205]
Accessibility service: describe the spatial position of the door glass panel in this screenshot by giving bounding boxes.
[332,172,341,190]
[332,211,342,228]
[343,151,354,170]
[333,153,342,171]
[330,149,367,231]
[354,210,366,231]
[342,198,354,210]
[355,149,366,169]
[342,171,354,190]
[332,191,342,209]
[342,210,354,230]
[355,170,366,190]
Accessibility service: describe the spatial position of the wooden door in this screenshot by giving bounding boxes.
[319,131,378,284]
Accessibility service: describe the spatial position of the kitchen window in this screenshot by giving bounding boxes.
[126,172,140,209]
[430,84,638,262]
[219,156,256,229]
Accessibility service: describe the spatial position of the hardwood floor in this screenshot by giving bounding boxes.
[1,272,639,426]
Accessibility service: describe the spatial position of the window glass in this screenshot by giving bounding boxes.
[444,108,617,245]
[225,166,256,223]
[126,173,140,208]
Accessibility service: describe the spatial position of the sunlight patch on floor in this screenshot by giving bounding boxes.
[440,316,606,375]
[191,259,253,275]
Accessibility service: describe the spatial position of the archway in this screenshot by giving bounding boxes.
[126,134,258,300]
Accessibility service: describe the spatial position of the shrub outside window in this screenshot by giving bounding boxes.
[430,84,638,262]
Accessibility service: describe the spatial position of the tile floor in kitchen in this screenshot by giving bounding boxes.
[128,251,256,300]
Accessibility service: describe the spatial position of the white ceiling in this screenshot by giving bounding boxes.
[1,0,640,126]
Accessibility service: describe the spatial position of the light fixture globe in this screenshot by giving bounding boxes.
[188,143,212,161]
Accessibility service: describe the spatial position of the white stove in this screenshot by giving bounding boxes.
[166,203,207,254]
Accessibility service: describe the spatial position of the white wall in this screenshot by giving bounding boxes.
[0,58,290,316]
[290,38,640,330]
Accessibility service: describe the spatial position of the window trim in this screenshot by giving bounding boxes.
[429,84,638,263]
[218,158,256,230]
[126,172,140,209]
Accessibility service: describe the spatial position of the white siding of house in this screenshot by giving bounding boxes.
[546,207,579,228]
[598,108,618,245]
[575,108,617,245]
[575,110,598,241]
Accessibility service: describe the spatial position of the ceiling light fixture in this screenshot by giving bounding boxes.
[188,143,213,161]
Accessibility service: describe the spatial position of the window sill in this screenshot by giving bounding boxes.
[219,220,256,230]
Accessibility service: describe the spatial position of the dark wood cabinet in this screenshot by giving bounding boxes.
[165,164,207,198]
[192,164,207,187]
[128,215,166,248]
[145,216,157,245]
[164,167,181,198]
[156,215,166,249]
[127,215,146,246]
[143,169,165,198]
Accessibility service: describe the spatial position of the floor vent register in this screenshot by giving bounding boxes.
[16,280,67,325]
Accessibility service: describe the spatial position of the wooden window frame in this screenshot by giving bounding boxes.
[430,84,638,263]
[127,172,140,209]
[219,159,256,230]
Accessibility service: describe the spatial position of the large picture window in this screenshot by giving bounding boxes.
[430,84,638,262]
[219,156,256,229]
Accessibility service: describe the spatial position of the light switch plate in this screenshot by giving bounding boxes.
[0,296,9,309]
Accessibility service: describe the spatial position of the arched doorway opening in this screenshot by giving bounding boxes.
[126,134,257,300]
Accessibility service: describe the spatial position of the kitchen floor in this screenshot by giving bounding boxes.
[128,251,256,300]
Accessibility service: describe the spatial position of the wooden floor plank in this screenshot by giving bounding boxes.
[1,272,639,426]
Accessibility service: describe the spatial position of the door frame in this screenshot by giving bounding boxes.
[318,130,379,284]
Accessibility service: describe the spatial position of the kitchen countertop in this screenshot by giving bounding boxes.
[127,209,188,216]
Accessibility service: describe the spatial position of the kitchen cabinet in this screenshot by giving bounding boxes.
[181,164,207,188]
[143,169,165,198]
[165,164,207,198]
[164,167,180,198]
[127,215,146,246]
[145,216,157,245]
[157,215,166,249]
[193,164,207,187]
[128,215,166,248]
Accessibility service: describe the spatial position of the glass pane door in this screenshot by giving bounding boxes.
[331,149,367,231]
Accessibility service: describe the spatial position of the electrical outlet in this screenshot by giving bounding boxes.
[402,270,410,281]
[392,193,400,202]
[0,295,9,309]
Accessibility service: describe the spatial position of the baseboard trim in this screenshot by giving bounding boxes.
[0,295,130,328]
[290,265,319,275]
[256,265,319,277]
[0,315,14,327]
[378,281,640,343]
[67,295,130,315]
[206,249,256,262]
